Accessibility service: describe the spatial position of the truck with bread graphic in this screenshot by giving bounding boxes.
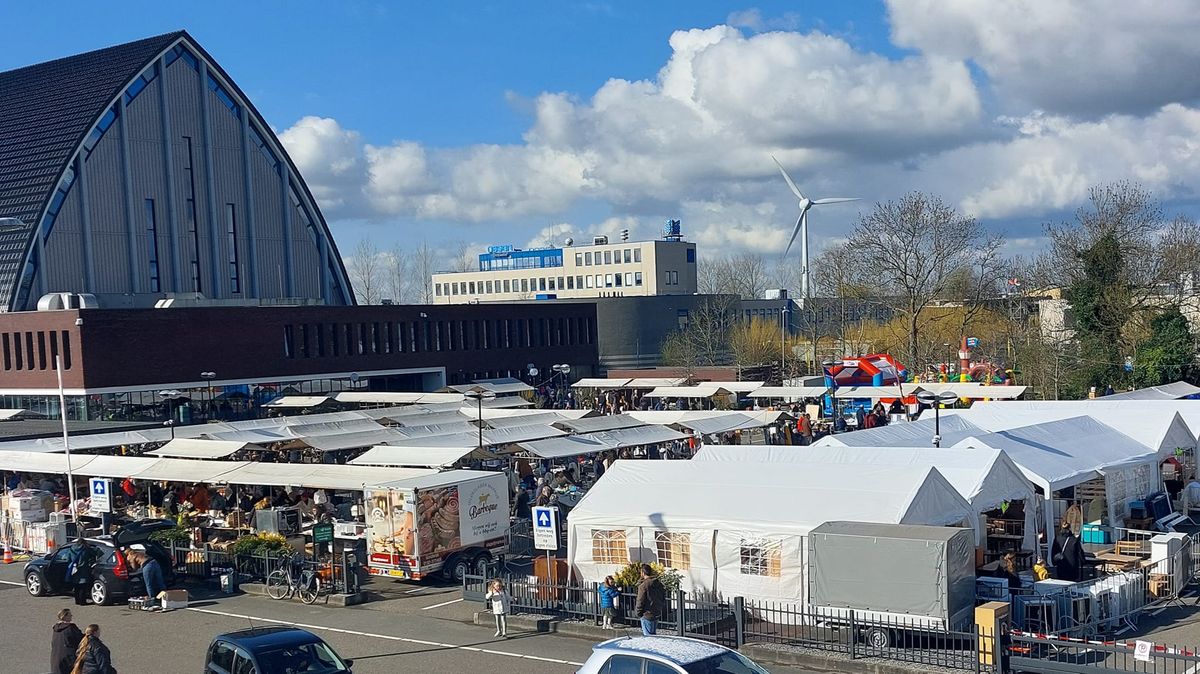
[364,470,510,582]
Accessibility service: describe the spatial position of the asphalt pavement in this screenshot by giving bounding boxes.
[0,562,815,674]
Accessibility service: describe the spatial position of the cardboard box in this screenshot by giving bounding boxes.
[158,589,189,610]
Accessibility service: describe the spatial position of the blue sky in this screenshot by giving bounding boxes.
[4,1,1200,270]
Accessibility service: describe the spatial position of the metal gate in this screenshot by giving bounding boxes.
[1010,630,1200,674]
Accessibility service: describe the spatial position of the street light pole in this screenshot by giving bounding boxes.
[915,390,959,447]
[201,371,216,420]
[464,389,496,451]
[780,306,790,386]
[55,356,78,524]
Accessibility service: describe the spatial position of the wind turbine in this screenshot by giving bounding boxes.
[771,155,858,301]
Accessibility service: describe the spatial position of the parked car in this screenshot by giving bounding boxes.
[577,635,770,674]
[24,518,177,605]
[205,627,353,674]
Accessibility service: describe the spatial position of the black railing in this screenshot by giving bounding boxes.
[165,542,361,594]
[1010,631,1200,674]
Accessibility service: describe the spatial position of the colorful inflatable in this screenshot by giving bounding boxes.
[823,353,908,388]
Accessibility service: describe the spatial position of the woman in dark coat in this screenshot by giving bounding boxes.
[50,608,83,674]
[72,623,114,674]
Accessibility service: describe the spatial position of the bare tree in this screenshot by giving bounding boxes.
[448,240,475,273]
[386,243,408,304]
[410,241,437,304]
[348,238,382,305]
[730,253,769,299]
[846,192,1004,367]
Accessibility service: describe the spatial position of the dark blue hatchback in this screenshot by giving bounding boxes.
[205,627,353,674]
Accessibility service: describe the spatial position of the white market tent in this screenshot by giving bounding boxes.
[911,383,1028,400]
[702,381,765,393]
[833,386,914,399]
[567,460,974,602]
[747,386,831,399]
[694,444,1035,547]
[0,409,28,420]
[263,395,333,408]
[813,415,987,448]
[952,416,1163,544]
[1101,382,1200,401]
[572,378,631,389]
[349,445,476,468]
[672,413,770,435]
[627,378,687,388]
[334,391,465,405]
[938,405,1198,457]
[296,429,411,452]
[390,411,476,428]
[516,425,688,459]
[148,438,262,459]
[644,385,732,399]
[482,412,567,428]
[0,428,173,453]
[554,415,646,434]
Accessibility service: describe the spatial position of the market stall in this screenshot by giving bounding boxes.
[813,415,987,448]
[349,445,478,468]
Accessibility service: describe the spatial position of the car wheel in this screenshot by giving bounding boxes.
[90,579,110,606]
[451,556,473,583]
[863,627,891,649]
[25,570,46,597]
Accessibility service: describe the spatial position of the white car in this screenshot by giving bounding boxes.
[576,635,771,674]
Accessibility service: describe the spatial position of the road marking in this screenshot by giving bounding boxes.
[404,587,425,594]
[0,579,23,586]
[422,597,464,610]
[185,605,583,666]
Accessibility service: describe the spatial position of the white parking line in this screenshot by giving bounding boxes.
[0,579,23,586]
[185,605,583,666]
[421,597,464,610]
[404,588,425,594]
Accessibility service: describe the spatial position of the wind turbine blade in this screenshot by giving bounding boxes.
[771,155,805,201]
[784,214,804,256]
[812,197,860,205]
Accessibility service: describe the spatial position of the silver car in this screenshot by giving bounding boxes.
[576,635,771,674]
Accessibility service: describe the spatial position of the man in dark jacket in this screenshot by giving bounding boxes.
[1052,521,1084,582]
[50,608,83,674]
[634,564,667,635]
[63,538,97,606]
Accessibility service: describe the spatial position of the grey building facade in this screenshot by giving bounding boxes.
[0,31,353,312]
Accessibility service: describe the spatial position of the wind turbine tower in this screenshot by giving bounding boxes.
[771,156,858,303]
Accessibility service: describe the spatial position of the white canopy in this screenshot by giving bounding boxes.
[217,462,435,490]
[263,395,331,408]
[393,422,479,440]
[148,438,261,459]
[701,381,765,393]
[813,416,986,448]
[672,413,770,435]
[554,415,646,433]
[133,457,249,483]
[938,405,1197,456]
[747,386,831,399]
[391,411,475,428]
[0,409,27,420]
[1101,382,1200,401]
[483,412,567,428]
[833,386,913,399]
[951,416,1159,494]
[296,429,411,452]
[643,385,732,399]
[334,391,466,404]
[572,378,631,389]
[627,377,687,388]
[0,429,173,453]
[570,460,973,540]
[516,425,686,459]
[349,445,476,468]
[910,383,1028,399]
[483,424,567,445]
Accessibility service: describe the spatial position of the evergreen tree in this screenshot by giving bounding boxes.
[1134,308,1199,387]
[1064,234,1130,396]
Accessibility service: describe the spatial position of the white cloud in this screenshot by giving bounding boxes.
[886,0,1200,116]
[726,8,801,33]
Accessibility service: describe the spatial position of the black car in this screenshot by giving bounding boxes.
[24,518,177,605]
[205,627,353,674]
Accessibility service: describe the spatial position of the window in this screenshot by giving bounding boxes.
[434,283,442,297]
[646,661,678,674]
[208,642,236,672]
[603,655,646,674]
[231,651,257,674]
[739,538,781,577]
[687,248,696,263]
[486,280,493,293]
[604,250,612,264]
[614,273,622,287]
[503,279,511,293]
[539,278,547,291]
[595,274,603,288]
[585,275,594,288]
[557,276,565,289]
[624,272,633,287]
[591,530,628,564]
[225,204,241,293]
[655,532,691,570]
[624,249,632,263]
[182,137,203,292]
[567,276,575,290]
[144,199,160,292]
[575,253,583,266]
[671,271,679,285]
[451,283,459,295]
[469,281,476,294]
[283,325,294,358]
[634,248,642,262]
[548,278,556,291]
[585,252,593,265]
[604,274,613,287]
[521,279,529,293]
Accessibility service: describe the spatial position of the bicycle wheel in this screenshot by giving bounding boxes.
[298,573,321,605]
[266,569,291,600]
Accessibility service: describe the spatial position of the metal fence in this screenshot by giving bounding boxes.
[163,542,361,594]
[1010,630,1200,674]
[508,518,534,558]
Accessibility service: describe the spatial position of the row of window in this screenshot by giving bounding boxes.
[591,530,781,577]
[283,316,595,358]
[436,271,654,297]
[1,330,73,372]
[574,247,642,267]
[479,251,563,271]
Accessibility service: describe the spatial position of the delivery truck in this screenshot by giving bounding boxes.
[364,470,510,582]
[807,521,977,648]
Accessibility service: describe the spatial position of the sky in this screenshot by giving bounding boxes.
[5,1,1200,267]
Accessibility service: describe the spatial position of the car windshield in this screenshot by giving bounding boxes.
[682,652,770,674]
[255,643,348,674]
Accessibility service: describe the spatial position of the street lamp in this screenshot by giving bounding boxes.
[464,388,497,451]
[158,389,183,439]
[915,390,959,447]
[552,364,571,407]
[200,371,216,420]
[780,305,791,386]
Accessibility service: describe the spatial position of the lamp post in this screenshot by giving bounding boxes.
[200,371,216,420]
[158,389,182,439]
[780,305,790,386]
[822,359,844,433]
[464,388,497,451]
[915,390,959,447]
[552,364,570,407]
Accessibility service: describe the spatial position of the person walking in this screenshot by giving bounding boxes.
[1052,520,1084,582]
[634,564,666,635]
[598,575,621,629]
[64,537,96,606]
[70,624,114,674]
[51,608,83,674]
[485,580,511,638]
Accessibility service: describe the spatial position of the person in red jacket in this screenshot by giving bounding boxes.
[121,477,137,500]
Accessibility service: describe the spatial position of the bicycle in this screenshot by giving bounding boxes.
[265,553,325,604]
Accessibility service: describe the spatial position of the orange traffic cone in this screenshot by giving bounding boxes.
[3,545,13,564]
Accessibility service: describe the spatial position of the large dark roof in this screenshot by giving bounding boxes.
[0,31,184,306]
